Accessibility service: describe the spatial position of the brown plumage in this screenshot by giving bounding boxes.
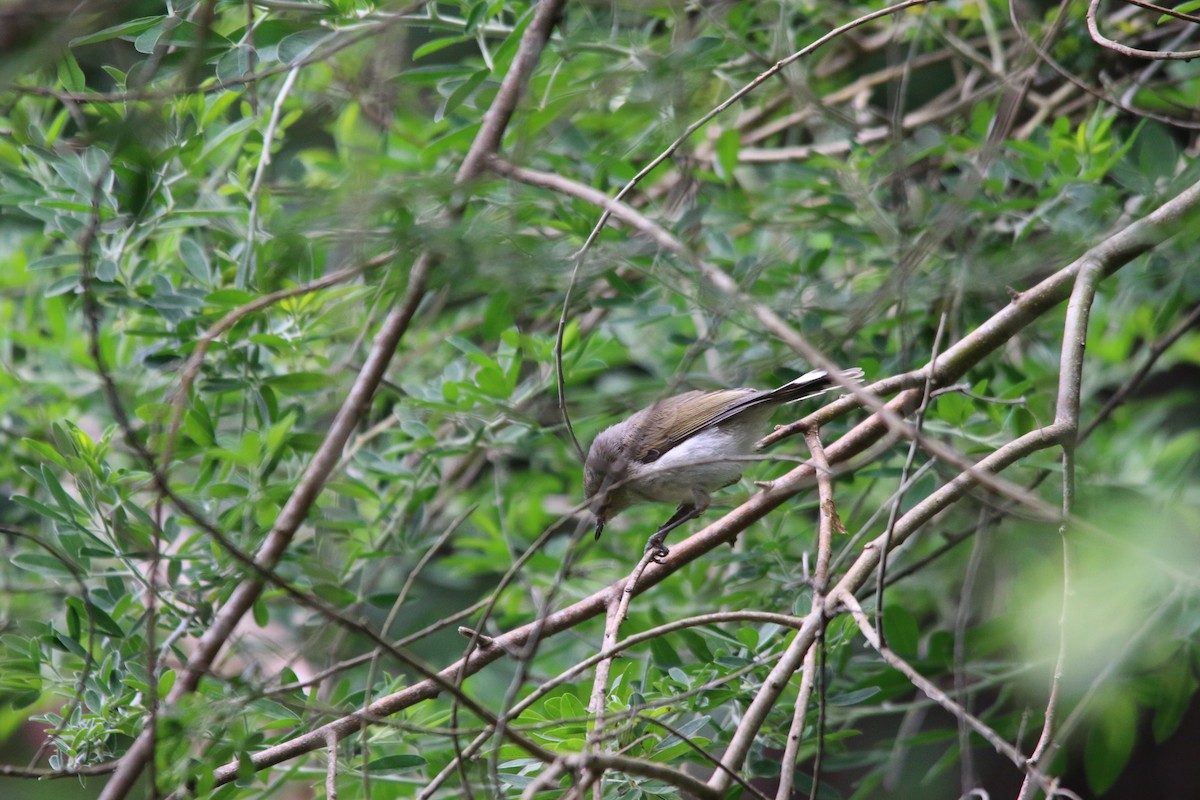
[584,367,863,560]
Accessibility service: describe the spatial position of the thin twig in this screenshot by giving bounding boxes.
[1018,251,1108,797]
[587,551,654,762]
[1081,300,1200,441]
[1123,0,1200,23]
[787,429,838,800]
[573,0,932,257]
[876,312,947,639]
[201,176,1200,791]
[161,255,391,464]
[833,591,1060,795]
[777,645,819,800]
[240,65,300,286]
[1007,0,1200,130]
[556,257,586,462]
[1087,0,1200,60]
[423,609,794,799]
[324,728,339,800]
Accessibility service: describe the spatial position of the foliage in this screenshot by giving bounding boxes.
[1,0,1199,798]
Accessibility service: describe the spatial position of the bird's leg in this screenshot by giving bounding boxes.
[645,489,710,563]
[644,505,696,562]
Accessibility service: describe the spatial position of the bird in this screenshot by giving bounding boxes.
[583,367,863,561]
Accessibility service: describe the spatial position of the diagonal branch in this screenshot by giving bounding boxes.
[833,591,1059,794]
[200,173,1200,793]
[1087,0,1200,60]
[98,0,568,797]
[99,253,435,800]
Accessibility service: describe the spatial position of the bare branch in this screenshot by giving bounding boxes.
[1087,0,1200,60]
[200,123,1200,800]
[574,0,933,257]
[833,591,1059,794]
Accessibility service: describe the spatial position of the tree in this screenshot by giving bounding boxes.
[1,0,1199,797]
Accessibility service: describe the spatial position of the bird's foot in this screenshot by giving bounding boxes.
[644,533,670,564]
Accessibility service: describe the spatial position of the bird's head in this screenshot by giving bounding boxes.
[583,428,636,541]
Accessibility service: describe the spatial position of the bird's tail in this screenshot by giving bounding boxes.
[771,367,865,402]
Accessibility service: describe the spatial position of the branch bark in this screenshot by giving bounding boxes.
[98,0,567,796]
[202,162,1200,797]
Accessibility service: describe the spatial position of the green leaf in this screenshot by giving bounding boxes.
[216,44,253,85]
[313,583,356,606]
[396,64,480,86]
[0,647,43,708]
[64,597,124,638]
[184,408,215,447]
[649,637,683,667]
[414,36,469,60]
[475,364,509,397]
[27,253,82,272]
[436,69,489,123]
[1085,692,1138,795]
[277,29,335,64]
[678,629,714,663]
[57,53,86,93]
[490,6,533,72]
[11,494,71,523]
[69,16,161,46]
[1152,656,1197,742]
[882,606,920,659]
[205,288,256,307]
[714,127,740,181]
[133,18,174,54]
[827,686,882,706]
[22,438,71,470]
[265,413,297,458]
[253,598,270,627]
[464,1,489,34]
[363,754,427,771]
[66,602,81,641]
[556,691,587,721]
[264,372,333,391]
[10,552,76,577]
[179,238,211,284]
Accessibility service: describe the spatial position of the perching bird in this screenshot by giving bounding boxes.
[583,368,863,561]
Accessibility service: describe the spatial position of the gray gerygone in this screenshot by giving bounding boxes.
[583,367,864,561]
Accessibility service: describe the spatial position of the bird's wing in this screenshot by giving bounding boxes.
[681,369,856,437]
[627,389,757,463]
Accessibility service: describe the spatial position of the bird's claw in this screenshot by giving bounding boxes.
[645,536,669,564]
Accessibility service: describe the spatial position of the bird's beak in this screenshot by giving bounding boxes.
[593,518,605,541]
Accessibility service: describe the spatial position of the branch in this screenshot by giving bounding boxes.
[768,171,1200,443]
[574,0,933,256]
[161,254,392,464]
[588,553,654,747]
[1122,0,1200,23]
[99,254,435,800]
[455,0,564,184]
[1087,0,1200,60]
[775,431,838,800]
[203,173,1200,792]
[219,610,805,791]
[99,0,569,794]
[707,613,827,795]
[833,591,1059,795]
[1020,243,1109,797]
